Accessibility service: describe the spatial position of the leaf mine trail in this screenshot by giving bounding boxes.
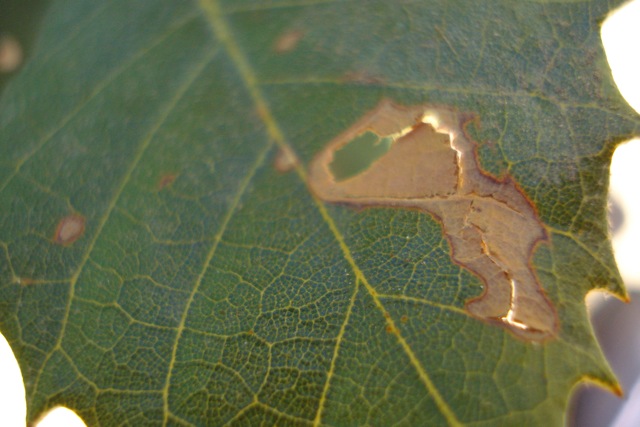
[309,99,558,340]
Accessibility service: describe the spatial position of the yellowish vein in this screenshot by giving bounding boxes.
[160,137,273,425]
[196,1,463,425]
[28,47,219,405]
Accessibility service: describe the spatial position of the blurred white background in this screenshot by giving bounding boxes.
[1,1,640,425]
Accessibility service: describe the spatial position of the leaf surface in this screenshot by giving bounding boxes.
[1,0,639,425]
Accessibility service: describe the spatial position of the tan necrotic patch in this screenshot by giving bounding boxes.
[274,146,299,173]
[0,35,22,73]
[53,214,86,246]
[273,29,304,54]
[308,99,558,340]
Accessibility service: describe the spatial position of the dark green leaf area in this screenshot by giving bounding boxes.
[1,0,639,426]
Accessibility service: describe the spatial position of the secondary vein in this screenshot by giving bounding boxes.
[160,136,273,425]
[196,1,463,425]
[28,45,219,406]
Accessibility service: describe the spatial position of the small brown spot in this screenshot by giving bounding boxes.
[274,30,304,54]
[0,35,22,73]
[247,329,254,336]
[401,315,408,324]
[54,214,85,246]
[158,173,176,190]
[274,146,299,173]
[15,277,33,286]
[385,325,395,334]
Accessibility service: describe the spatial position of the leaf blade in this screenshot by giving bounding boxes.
[1,0,639,425]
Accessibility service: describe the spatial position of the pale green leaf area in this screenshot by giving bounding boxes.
[330,132,393,181]
[1,0,639,426]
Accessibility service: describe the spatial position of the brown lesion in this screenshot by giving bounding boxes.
[53,214,86,246]
[273,29,304,54]
[274,146,299,173]
[0,34,22,73]
[308,99,558,340]
[158,173,177,190]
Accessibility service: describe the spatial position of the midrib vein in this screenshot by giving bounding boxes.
[196,1,462,426]
[28,48,218,404]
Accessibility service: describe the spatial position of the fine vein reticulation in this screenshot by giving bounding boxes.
[195,0,462,426]
[6,0,636,426]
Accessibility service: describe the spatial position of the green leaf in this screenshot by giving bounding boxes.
[1,0,639,425]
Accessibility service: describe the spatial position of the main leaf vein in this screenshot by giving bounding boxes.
[197,0,463,425]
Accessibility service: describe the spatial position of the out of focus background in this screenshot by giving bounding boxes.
[568,1,640,426]
[1,1,640,426]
